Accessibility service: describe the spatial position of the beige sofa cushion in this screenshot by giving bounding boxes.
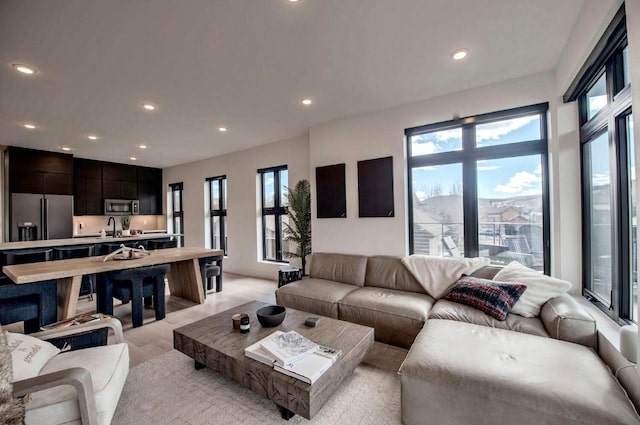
[338,287,434,348]
[309,253,368,287]
[429,300,549,338]
[364,255,426,294]
[400,320,640,425]
[540,293,596,348]
[275,278,359,318]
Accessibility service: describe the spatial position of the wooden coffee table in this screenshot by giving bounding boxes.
[173,300,374,420]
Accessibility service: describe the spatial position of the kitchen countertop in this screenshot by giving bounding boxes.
[0,233,182,251]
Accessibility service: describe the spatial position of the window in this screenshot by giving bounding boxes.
[564,7,634,322]
[259,165,288,262]
[169,182,184,247]
[207,175,227,255]
[406,103,550,273]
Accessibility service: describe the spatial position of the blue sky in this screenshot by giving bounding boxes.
[411,116,544,200]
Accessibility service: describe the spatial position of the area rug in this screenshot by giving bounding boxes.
[113,342,406,425]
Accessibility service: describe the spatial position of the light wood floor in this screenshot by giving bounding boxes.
[11,273,278,367]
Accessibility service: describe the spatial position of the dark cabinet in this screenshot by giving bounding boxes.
[7,147,73,195]
[74,159,103,215]
[72,158,162,215]
[102,162,138,200]
[137,167,163,215]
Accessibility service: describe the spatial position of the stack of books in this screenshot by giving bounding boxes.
[244,330,341,384]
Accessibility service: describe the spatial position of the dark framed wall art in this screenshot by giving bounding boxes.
[357,156,394,218]
[315,163,347,218]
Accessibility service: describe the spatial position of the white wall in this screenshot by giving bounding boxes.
[163,135,309,280]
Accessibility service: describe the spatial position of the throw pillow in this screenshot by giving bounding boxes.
[0,328,25,425]
[6,332,60,383]
[401,255,490,299]
[493,261,572,317]
[444,276,527,321]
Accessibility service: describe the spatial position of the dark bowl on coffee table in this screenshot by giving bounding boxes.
[257,305,286,327]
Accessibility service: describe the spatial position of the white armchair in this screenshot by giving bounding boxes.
[8,318,129,425]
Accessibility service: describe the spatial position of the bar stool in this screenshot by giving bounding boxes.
[97,264,170,328]
[146,239,178,250]
[0,249,56,333]
[53,245,95,300]
[198,255,223,295]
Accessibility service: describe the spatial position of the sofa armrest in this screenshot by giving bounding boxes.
[30,318,125,344]
[13,367,98,425]
[540,293,596,348]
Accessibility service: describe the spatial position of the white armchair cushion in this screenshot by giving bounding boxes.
[24,343,129,425]
[6,332,60,382]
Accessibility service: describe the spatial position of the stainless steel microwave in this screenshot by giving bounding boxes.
[104,199,139,215]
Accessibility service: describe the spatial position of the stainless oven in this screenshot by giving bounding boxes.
[104,199,139,215]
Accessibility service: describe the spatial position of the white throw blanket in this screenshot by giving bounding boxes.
[401,255,490,299]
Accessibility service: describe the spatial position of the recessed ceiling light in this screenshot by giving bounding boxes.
[12,64,37,75]
[451,48,470,60]
[300,97,313,106]
[218,127,228,133]
[287,0,301,3]
[61,146,71,152]
[141,103,156,111]
[130,157,137,161]
[87,135,98,140]
[22,123,36,129]
[139,144,147,149]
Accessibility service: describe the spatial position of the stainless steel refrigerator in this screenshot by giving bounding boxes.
[10,193,74,241]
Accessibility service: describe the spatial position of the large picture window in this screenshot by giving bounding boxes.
[207,175,227,255]
[259,165,288,262]
[169,182,184,247]
[406,103,550,273]
[564,7,634,322]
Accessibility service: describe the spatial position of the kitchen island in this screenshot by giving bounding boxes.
[0,233,180,251]
[3,247,222,320]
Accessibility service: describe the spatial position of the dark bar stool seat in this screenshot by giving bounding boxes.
[97,264,170,328]
[146,239,178,250]
[53,245,95,300]
[198,255,223,296]
[0,249,56,333]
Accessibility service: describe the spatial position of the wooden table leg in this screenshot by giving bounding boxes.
[167,258,205,304]
[57,275,83,320]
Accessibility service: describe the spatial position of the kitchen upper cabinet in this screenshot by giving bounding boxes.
[7,147,73,195]
[74,159,103,215]
[102,162,138,199]
[137,167,163,215]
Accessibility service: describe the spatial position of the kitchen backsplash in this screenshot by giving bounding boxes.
[73,215,166,235]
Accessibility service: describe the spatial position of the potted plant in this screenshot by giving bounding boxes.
[283,180,311,275]
[120,215,131,236]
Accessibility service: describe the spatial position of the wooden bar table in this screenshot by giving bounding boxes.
[2,247,223,320]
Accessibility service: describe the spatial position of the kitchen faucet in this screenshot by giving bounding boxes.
[107,216,116,237]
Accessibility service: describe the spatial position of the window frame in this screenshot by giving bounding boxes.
[169,182,184,247]
[258,165,288,262]
[206,175,227,255]
[564,5,634,323]
[406,103,551,274]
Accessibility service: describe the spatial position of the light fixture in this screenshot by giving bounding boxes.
[139,144,147,149]
[130,157,137,161]
[287,0,301,2]
[22,123,36,129]
[218,126,228,133]
[451,48,469,60]
[141,103,156,111]
[12,64,37,75]
[300,97,313,106]
[61,146,71,151]
[87,135,98,140]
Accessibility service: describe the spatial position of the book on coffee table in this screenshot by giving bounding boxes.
[260,330,319,366]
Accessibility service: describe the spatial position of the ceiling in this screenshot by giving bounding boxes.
[0,0,585,168]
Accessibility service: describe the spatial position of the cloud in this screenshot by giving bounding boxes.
[412,128,461,155]
[591,172,610,186]
[494,171,541,194]
[477,116,538,142]
[534,164,542,175]
[477,165,501,171]
[412,142,437,156]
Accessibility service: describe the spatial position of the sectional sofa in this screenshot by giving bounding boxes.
[275,252,640,425]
